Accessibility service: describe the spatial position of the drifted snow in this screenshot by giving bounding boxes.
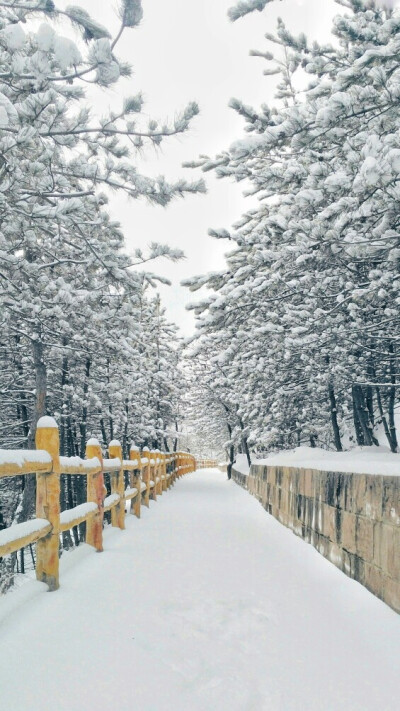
[59,503,98,526]
[256,446,400,477]
[0,449,51,467]
[0,470,399,711]
[103,493,120,508]
[0,518,50,548]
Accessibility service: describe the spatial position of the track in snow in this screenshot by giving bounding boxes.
[0,469,399,711]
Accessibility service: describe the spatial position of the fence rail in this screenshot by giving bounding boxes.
[196,459,218,469]
[0,417,196,591]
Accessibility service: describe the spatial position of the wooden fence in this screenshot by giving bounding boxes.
[196,459,218,469]
[0,416,196,591]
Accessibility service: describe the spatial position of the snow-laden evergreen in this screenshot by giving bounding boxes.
[0,0,203,589]
[185,0,400,461]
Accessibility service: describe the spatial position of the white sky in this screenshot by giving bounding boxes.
[62,0,341,332]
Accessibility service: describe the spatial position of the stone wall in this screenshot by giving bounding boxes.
[232,464,400,614]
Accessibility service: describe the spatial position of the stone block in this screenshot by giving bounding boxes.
[342,511,357,554]
[304,469,314,498]
[382,477,400,526]
[341,473,354,512]
[364,564,383,600]
[353,475,367,516]
[382,576,400,614]
[328,541,343,571]
[355,516,374,562]
[316,533,330,558]
[374,523,400,578]
[365,475,383,521]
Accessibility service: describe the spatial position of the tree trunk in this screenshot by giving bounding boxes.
[28,337,47,448]
[352,385,379,447]
[388,342,398,453]
[328,377,342,451]
[79,356,91,457]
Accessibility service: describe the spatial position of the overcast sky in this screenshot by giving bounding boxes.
[61,0,342,332]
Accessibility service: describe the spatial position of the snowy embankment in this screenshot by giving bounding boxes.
[237,446,400,477]
[1,470,399,711]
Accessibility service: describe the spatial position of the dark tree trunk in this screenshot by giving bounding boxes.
[328,377,342,451]
[79,356,91,458]
[352,385,379,447]
[388,342,398,453]
[237,415,251,466]
[28,337,47,449]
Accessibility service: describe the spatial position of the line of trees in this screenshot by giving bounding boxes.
[185,0,400,466]
[0,0,202,589]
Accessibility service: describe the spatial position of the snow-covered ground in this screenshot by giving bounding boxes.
[235,446,400,477]
[1,469,399,711]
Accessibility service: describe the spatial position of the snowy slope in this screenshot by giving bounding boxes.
[0,470,399,711]
[256,445,400,476]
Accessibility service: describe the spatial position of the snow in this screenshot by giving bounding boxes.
[59,503,98,527]
[0,449,51,468]
[37,416,58,429]
[233,453,251,476]
[255,446,400,477]
[103,493,120,508]
[102,458,121,471]
[86,437,100,447]
[0,470,399,711]
[140,482,147,491]
[125,487,138,498]
[59,456,101,471]
[36,23,55,52]
[125,458,139,467]
[53,36,82,70]
[109,439,121,448]
[2,23,26,51]
[0,518,50,548]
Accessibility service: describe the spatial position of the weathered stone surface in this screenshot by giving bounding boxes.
[364,564,383,599]
[382,577,400,614]
[232,464,400,615]
[382,478,400,526]
[342,511,357,554]
[355,517,374,562]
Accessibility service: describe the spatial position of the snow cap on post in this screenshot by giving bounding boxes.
[37,416,58,429]
[86,437,100,446]
[109,439,121,448]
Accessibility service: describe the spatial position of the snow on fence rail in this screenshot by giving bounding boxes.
[0,417,196,592]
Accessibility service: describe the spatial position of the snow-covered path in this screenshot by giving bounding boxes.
[1,469,399,711]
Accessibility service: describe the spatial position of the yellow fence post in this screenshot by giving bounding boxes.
[108,440,125,530]
[162,453,167,491]
[130,444,141,519]
[141,447,151,507]
[85,438,104,552]
[155,450,163,496]
[35,416,61,591]
[149,450,157,501]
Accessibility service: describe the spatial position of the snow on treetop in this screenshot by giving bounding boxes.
[37,416,58,429]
